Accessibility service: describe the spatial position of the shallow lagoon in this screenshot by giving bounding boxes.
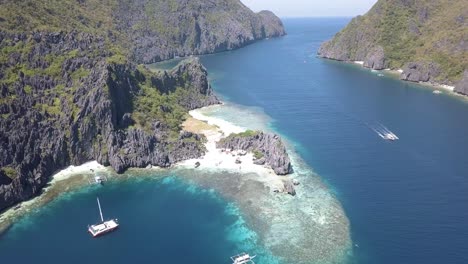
[0,176,278,263]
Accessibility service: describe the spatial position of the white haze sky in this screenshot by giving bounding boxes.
[241,0,378,17]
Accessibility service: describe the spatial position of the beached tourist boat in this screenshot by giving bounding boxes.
[88,198,119,237]
[94,176,104,184]
[231,253,256,264]
[87,176,104,185]
[88,170,107,185]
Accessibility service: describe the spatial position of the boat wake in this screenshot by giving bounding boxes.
[368,123,399,141]
[315,102,400,142]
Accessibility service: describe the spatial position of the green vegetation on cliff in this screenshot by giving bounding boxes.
[130,66,188,133]
[319,0,467,84]
[0,167,17,180]
[0,0,286,210]
[0,0,110,31]
[0,0,285,64]
[221,130,260,143]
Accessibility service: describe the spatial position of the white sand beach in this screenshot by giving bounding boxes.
[380,68,456,93]
[50,161,107,183]
[0,161,111,232]
[0,105,286,230]
[438,84,455,92]
[0,103,352,263]
[180,106,286,191]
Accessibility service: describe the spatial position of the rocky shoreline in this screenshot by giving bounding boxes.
[216,130,292,175]
[336,60,462,94]
[1,104,351,264]
[0,51,218,211]
[319,55,467,96]
[0,0,287,212]
[317,0,467,96]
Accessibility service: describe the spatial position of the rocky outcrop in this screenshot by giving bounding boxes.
[318,29,386,70]
[0,0,285,211]
[363,46,386,70]
[0,31,219,211]
[216,131,292,175]
[0,1,285,65]
[317,16,381,68]
[318,0,467,87]
[454,70,468,95]
[282,179,296,196]
[110,0,286,63]
[400,62,441,83]
[157,59,220,109]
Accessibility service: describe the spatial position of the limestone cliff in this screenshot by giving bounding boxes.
[119,2,286,63]
[0,0,286,211]
[0,31,219,210]
[318,0,467,93]
[216,130,292,175]
[0,0,286,64]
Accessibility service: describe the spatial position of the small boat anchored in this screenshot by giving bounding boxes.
[231,253,256,264]
[88,198,119,237]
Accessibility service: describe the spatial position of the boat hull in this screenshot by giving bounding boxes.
[88,225,119,237]
[88,219,119,237]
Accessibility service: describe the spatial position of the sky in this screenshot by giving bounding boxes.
[241,0,378,17]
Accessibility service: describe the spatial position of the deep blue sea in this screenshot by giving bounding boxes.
[200,18,468,263]
[1,18,468,264]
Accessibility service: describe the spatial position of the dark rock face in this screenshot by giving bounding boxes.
[317,16,379,64]
[0,0,284,211]
[454,70,468,95]
[318,0,467,87]
[216,132,292,175]
[0,173,12,186]
[363,46,387,70]
[114,0,286,63]
[0,32,219,211]
[253,157,266,165]
[400,62,441,83]
[318,22,386,70]
[283,179,296,196]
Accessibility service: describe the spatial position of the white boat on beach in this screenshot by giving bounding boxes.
[94,176,104,184]
[231,253,256,264]
[88,198,119,237]
[88,169,107,185]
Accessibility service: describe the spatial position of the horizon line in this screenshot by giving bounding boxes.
[278,15,355,18]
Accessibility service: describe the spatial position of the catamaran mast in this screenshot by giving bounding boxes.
[97,197,104,222]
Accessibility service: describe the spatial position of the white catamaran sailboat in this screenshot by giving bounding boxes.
[88,197,119,237]
[231,253,256,264]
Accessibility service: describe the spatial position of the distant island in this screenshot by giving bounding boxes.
[0,0,285,211]
[318,0,468,95]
